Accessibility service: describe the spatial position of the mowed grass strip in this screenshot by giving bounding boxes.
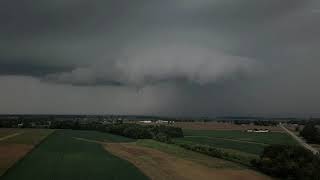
[1,130,148,180]
[0,129,54,176]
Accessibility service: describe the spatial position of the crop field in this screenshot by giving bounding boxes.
[174,129,297,155]
[0,128,54,175]
[174,122,284,132]
[1,130,148,180]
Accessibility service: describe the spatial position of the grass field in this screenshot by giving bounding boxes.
[0,129,54,176]
[1,130,148,180]
[174,129,297,155]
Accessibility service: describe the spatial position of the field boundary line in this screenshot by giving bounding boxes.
[184,136,268,146]
[0,130,56,178]
[0,133,22,141]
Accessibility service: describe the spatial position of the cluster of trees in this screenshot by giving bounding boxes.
[287,119,320,126]
[252,145,320,180]
[49,121,184,142]
[106,124,152,139]
[233,120,278,126]
[104,124,183,141]
[0,118,184,142]
[252,121,278,126]
[300,123,320,144]
[0,120,18,128]
[176,142,253,166]
[179,143,224,158]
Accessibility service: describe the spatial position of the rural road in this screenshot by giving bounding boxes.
[280,124,318,155]
[0,133,22,141]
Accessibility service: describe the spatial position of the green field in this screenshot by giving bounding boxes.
[174,129,297,155]
[1,130,148,180]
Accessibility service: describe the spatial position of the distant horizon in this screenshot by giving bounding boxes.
[0,113,318,119]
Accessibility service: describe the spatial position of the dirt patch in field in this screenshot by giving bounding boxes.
[104,143,271,180]
[174,122,283,132]
[0,144,33,175]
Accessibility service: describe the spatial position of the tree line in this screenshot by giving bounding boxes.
[300,122,320,144]
[252,145,320,180]
[233,120,278,126]
[104,123,184,141]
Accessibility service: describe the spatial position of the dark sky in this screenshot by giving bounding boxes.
[1,0,320,117]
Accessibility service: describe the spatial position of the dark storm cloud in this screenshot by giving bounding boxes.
[0,59,73,77]
[0,0,320,116]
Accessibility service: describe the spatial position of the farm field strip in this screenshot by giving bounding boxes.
[175,122,284,132]
[104,142,271,180]
[136,139,243,169]
[176,129,298,156]
[1,130,148,180]
[175,137,266,155]
[0,129,24,139]
[184,135,268,146]
[0,133,22,141]
[0,129,54,176]
[182,129,297,145]
[35,133,270,180]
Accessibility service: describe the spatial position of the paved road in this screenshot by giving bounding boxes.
[280,124,318,155]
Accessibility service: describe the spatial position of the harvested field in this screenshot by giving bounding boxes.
[0,128,54,176]
[104,143,271,180]
[174,122,283,132]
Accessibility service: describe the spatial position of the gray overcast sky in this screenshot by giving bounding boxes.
[1,0,320,117]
